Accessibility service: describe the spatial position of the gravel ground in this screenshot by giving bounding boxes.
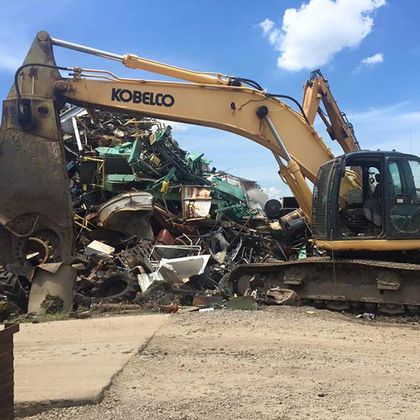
[20,307,420,420]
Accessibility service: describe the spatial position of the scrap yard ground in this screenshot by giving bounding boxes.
[20,307,420,420]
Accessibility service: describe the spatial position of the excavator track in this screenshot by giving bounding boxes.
[229,258,420,315]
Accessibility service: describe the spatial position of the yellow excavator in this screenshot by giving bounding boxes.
[0,32,419,314]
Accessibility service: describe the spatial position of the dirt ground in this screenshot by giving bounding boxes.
[21,307,420,420]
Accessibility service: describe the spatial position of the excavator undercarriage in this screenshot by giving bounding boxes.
[230,257,420,315]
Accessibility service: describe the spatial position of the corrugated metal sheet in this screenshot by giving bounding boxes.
[0,324,19,420]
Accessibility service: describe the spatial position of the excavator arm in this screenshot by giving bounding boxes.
[303,70,360,153]
[0,31,335,272]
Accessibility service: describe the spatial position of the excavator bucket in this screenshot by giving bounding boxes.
[0,32,74,275]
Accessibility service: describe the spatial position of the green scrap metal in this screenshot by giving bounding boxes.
[79,122,264,222]
[212,177,247,201]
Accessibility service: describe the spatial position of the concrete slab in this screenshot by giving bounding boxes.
[13,314,168,416]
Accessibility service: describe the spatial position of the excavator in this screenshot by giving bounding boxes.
[0,32,419,314]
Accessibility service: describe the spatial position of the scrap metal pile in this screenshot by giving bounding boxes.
[0,108,307,320]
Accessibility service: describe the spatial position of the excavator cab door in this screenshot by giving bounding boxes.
[387,157,420,238]
[335,156,385,238]
[312,151,420,242]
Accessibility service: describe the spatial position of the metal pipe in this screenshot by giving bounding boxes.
[264,115,291,162]
[51,36,228,85]
[271,151,284,167]
[123,54,228,85]
[51,37,123,62]
[71,117,83,152]
[258,109,312,219]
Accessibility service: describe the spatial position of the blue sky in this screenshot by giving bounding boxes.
[1,0,419,197]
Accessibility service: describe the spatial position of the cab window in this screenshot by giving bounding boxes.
[389,162,402,196]
[408,160,420,199]
[337,163,383,237]
[388,159,420,234]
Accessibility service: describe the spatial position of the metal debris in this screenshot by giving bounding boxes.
[40,294,65,314]
[27,264,76,315]
[85,241,115,257]
[226,296,257,310]
[0,109,308,320]
[260,288,299,306]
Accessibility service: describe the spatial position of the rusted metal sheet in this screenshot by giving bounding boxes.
[180,186,212,219]
[27,263,76,314]
[0,323,19,420]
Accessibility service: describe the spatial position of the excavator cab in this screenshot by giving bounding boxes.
[313,151,420,243]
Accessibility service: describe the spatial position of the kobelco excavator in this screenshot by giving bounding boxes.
[0,32,419,313]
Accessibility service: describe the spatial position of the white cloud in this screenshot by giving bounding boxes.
[258,18,275,35]
[262,186,285,200]
[348,102,420,156]
[259,0,386,71]
[348,102,409,121]
[360,52,383,66]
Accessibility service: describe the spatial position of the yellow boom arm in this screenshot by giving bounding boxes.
[53,72,335,219]
[10,32,341,221]
[303,70,360,153]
